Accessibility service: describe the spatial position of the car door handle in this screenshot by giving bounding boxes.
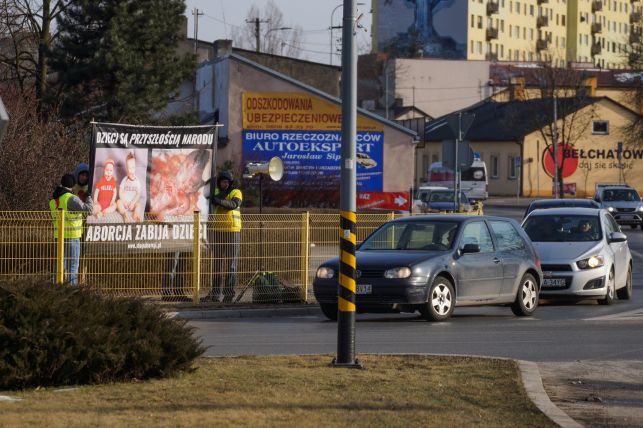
[492,257,501,264]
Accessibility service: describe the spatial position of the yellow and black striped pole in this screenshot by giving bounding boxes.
[333,0,361,368]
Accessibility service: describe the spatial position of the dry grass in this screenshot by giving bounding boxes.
[0,355,555,427]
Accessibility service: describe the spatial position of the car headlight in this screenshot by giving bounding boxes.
[638,206,643,212]
[606,207,615,212]
[316,267,335,279]
[577,255,604,270]
[384,267,412,279]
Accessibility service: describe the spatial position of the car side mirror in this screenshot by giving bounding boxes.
[608,232,627,243]
[460,243,480,254]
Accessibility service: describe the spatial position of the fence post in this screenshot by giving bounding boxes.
[192,211,201,305]
[301,211,310,302]
[56,208,65,285]
[388,212,395,221]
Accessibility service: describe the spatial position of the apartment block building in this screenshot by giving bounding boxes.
[373,0,642,69]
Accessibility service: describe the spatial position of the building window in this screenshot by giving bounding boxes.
[477,16,483,28]
[491,154,499,179]
[592,120,609,134]
[508,155,517,180]
[471,14,475,28]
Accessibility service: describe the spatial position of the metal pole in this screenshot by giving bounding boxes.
[552,96,559,198]
[334,0,361,368]
[454,112,462,211]
[192,211,201,305]
[56,208,65,285]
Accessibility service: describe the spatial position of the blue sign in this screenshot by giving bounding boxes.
[242,130,384,191]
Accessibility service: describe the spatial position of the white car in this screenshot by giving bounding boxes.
[356,152,377,169]
[522,207,632,304]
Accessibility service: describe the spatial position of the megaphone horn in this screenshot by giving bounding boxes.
[243,156,284,182]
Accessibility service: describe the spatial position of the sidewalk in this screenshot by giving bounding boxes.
[165,303,319,320]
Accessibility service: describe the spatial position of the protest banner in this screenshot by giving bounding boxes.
[86,122,218,251]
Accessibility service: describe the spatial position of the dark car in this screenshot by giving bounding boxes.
[313,215,542,322]
[523,198,600,218]
[424,190,472,213]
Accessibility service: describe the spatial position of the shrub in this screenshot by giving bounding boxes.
[0,279,205,389]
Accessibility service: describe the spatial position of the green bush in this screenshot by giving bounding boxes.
[0,280,205,389]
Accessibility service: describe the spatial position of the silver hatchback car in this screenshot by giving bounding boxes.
[522,207,633,304]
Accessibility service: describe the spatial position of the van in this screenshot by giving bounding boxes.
[426,160,488,202]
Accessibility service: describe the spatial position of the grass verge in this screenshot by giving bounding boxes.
[0,355,555,427]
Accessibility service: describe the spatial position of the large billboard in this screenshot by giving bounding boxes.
[376,0,467,59]
[87,123,217,251]
[242,92,385,192]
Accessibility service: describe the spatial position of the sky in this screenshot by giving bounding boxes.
[183,0,373,65]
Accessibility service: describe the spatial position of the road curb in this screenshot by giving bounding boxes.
[517,360,583,428]
[166,305,321,320]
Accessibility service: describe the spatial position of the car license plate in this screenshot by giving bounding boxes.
[356,284,372,294]
[542,278,566,287]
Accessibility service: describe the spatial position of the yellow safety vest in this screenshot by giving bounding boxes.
[49,193,84,239]
[213,188,242,232]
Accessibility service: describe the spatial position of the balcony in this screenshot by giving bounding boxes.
[486,27,499,40]
[537,15,549,27]
[591,22,602,34]
[591,43,602,56]
[630,32,641,43]
[591,0,602,13]
[536,39,549,51]
[537,0,548,4]
[485,52,498,61]
[631,12,642,24]
[487,1,499,15]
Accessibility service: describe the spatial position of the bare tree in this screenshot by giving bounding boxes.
[0,83,86,210]
[230,0,304,58]
[624,16,643,147]
[506,62,597,198]
[0,0,68,110]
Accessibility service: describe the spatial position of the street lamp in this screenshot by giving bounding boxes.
[264,27,292,53]
[329,2,364,65]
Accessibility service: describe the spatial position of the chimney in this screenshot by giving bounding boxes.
[581,76,597,97]
[509,76,526,101]
[213,39,233,59]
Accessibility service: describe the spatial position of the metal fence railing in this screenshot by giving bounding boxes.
[0,211,404,305]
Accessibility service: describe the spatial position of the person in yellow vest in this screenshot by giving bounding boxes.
[206,171,242,303]
[49,174,94,285]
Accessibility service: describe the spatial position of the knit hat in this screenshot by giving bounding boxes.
[61,174,75,188]
[104,158,115,167]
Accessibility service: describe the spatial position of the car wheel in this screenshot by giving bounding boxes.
[319,303,338,321]
[511,273,538,316]
[616,266,633,301]
[420,276,455,322]
[598,269,615,305]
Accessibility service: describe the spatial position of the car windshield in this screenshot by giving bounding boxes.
[360,221,459,251]
[602,189,641,202]
[523,215,602,242]
[428,191,468,203]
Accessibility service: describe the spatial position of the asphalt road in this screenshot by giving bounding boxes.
[192,205,643,362]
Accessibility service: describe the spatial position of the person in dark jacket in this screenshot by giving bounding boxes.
[72,162,91,203]
[206,171,243,303]
[49,174,93,285]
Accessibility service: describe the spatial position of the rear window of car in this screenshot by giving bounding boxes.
[461,167,486,182]
[489,221,526,251]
